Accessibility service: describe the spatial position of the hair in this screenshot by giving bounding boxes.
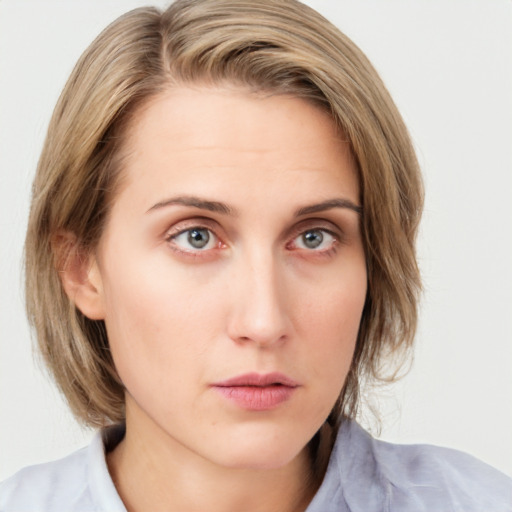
[25,0,423,430]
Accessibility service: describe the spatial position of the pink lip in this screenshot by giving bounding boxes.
[212,372,299,411]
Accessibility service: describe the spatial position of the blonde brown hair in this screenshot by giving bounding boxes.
[25,0,423,429]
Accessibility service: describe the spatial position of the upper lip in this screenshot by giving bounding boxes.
[213,372,299,388]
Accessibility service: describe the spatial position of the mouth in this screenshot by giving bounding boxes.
[211,372,299,411]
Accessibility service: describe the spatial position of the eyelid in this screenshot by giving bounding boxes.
[169,227,217,250]
[163,218,228,258]
[162,216,346,259]
[164,217,221,239]
[286,218,344,242]
[284,219,344,260]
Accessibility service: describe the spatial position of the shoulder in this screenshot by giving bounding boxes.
[0,427,125,512]
[0,445,93,511]
[309,420,512,512]
[370,431,512,511]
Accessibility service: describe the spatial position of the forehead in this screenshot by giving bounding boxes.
[113,85,359,212]
[127,85,345,153]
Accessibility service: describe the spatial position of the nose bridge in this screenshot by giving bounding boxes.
[227,244,289,347]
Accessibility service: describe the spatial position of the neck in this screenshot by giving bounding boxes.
[106,403,320,512]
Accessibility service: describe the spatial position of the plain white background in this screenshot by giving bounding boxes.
[1,0,511,480]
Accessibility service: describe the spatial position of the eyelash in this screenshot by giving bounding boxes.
[165,224,225,258]
[286,227,340,258]
[165,222,342,259]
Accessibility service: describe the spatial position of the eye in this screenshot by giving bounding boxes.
[169,227,219,251]
[291,228,337,252]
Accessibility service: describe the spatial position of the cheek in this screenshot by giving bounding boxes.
[99,254,223,395]
[297,265,367,384]
[298,258,366,336]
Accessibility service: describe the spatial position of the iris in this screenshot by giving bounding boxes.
[188,228,210,249]
[302,230,323,249]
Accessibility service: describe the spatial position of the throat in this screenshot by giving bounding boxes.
[106,427,320,512]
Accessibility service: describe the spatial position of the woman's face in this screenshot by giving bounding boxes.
[87,86,367,470]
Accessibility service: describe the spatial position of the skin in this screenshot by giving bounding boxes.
[65,86,367,512]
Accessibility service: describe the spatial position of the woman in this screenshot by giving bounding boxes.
[1,0,510,510]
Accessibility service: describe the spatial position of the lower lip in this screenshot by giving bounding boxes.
[213,385,296,411]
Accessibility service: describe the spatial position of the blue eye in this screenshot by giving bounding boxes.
[171,228,217,250]
[294,229,335,250]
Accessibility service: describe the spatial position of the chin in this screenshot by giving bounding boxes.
[204,425,311,471]
[215,447,302,471]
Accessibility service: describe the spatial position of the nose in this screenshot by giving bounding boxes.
[226,249,291,348]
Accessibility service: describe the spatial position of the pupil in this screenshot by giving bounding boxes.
[303,230,323,248]
[188,228,210,248]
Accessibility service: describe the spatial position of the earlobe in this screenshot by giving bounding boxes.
[53,231,106,320]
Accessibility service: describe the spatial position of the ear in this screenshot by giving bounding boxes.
[53,231,106,320]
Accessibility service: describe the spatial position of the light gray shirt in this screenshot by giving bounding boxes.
[1,420,511,511]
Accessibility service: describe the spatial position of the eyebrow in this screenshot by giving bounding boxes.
[295,198,362,216]
[147,196,236,215]
[146,195,362,217]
